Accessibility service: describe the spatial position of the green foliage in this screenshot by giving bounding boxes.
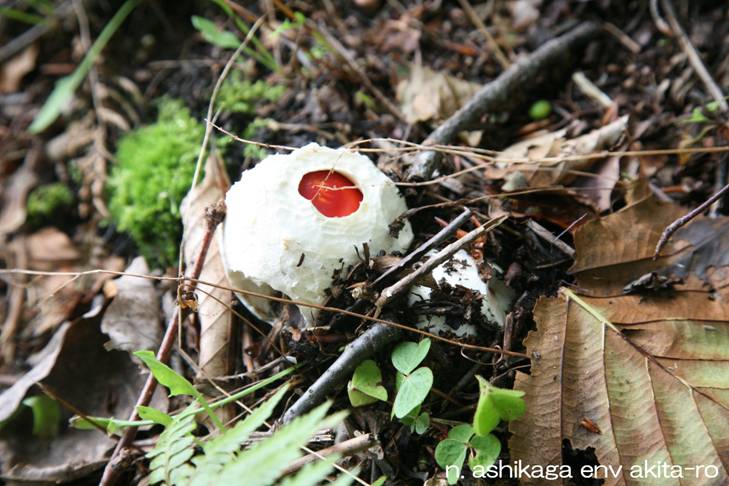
[26,182,74,226]
[147,407,198,485]
[22,395,61,438]
[391,339,433,419]
[528,99,552,120]
[347,359,387,407]
[435,376,526,484]
[107,98,203,268]
[191,16,239,49]
[472,375,525,436]
[391,339,430,375]
[70,366,296,435]
[435,424,501,485]
[134,350,222,429]
[685,97,729,124]
[146,387,350,486]
[29,0,140,132]
[217,72,285,115]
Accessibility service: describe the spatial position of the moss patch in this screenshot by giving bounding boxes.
[108,99,203,268]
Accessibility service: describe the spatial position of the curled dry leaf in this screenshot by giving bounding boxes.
[396,64,481,127]
[180,154,233,387]
[489,116,628,212]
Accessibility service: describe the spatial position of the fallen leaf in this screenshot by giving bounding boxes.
[180,154,233,385]
[0,44,38,93]
[490,117,628,211]
[0,314,167,482]
[100,257,161,353]
[510,291,729,484]
[396,64,481,125]
[570,193,729,296]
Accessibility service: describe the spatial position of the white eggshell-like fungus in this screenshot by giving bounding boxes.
[408,250,513,338]
[222,143,413,325]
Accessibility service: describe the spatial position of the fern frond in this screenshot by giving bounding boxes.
[189,387,288,481]
[277,455,355,486]
[147,406,197,485]
[212,404,347,486]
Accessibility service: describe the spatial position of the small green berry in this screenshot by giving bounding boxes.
[529,100,552,120]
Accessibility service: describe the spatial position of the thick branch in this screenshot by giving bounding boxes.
[406,21,601,181]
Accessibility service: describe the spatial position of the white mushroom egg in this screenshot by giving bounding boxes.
[222,142,413,326]
[408,250,513,338]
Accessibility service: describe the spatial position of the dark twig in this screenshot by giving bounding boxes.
[406,22,601,181]
[653,181,729,259]
[658,0,728,113]
[370,208,472,289]
[100,201,226,486]
[282,324,402,423]
[375,215,508,308]
[282,214,508,423]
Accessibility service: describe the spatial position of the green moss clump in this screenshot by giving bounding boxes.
[108,99,203,268]
[26,183,74,226]
[216,71,285,115]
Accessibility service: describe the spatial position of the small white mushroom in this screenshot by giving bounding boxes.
[408,250,513,338]
[222,143,413,326]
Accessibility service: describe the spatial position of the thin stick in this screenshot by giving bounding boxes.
[370,208,472,289]
[659,0,727,113]
[280,433,378,476]
[653,181,729,259]
[375,215,507,307]
[457,0,509,69]
[282,323,401,423]
[99,202,226,486]
[406,22,601,181]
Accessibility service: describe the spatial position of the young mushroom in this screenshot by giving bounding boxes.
[222,142,413,326]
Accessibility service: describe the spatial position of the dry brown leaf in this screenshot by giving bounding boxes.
[396,64,481,125]
[489,117,627,211]
[0,44,38,93]
[100,257,161,353]
[180,154,233,387]
[510,291,729,485]
[570,194,729,296]
[0,313,166,482]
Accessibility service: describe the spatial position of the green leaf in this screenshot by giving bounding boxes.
[371,476,387,486]
[347,359,387,407]
[347,387,378,407]
[71,367,297,434]
[435,439,467,485]
[391,338,431,375]
[392,367,433,418]
[277,454,341,486]
[22,395,60,438]
[473,375,525,436]
[448,423,474,442]
[414,412,429,435]
[490,387,526,421]
[137,405,172,427]
[134,350,200,399]
[29,0,140,132]
[468,434,501,470]
[191,16,239,49]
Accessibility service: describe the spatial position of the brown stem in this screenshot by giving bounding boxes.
[100,201,226,486]
[279,433,378,476]
[653,181,729,260]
